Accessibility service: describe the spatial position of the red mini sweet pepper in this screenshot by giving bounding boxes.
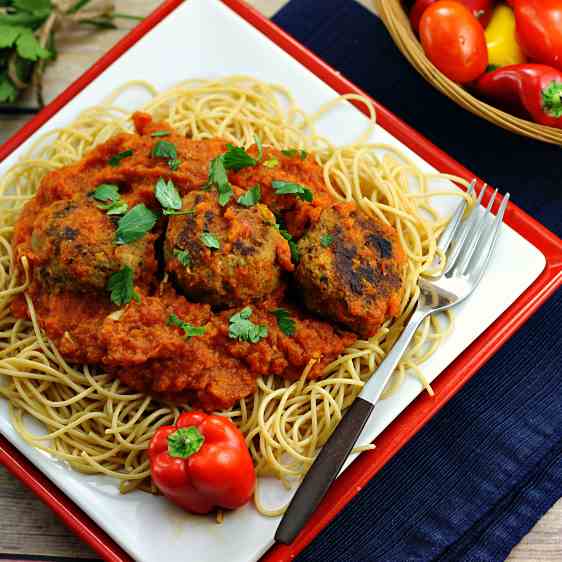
[148,411,256,514]
[476,64,562,128]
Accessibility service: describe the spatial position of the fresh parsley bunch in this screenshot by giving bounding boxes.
[0,0,141,107]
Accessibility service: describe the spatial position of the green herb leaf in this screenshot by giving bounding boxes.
[105,200,129,216]
[281,149,298,157]
[254,134,263,161]
[0,73,18,104]
[278,227,300,263]
[320,234,334,247]
[263,158,279,169]
[0,25,22,50]
[223,144,257,170]
[16,30,50,61]
[13,0,52,16]
[272,180,313,202]
[107,266,140,307]
[228,307,268,343]
[151,140,177,160]
[167,426,204,458]
[208,155,233,207]
[108,149,133,167]
[163,208,195,216]
[300,150,308,160]
[173,249,191,267]
[237,185,261,207]
[115,204,158,245]
[155,177,182,211]
[150,130,171,137]
[168,158,181,171]
[92,184,120,204]
[273,308,296,336]
[200,232,220,250]
[167,313,206,339]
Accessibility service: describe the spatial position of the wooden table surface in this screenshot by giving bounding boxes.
[0,1,560,560]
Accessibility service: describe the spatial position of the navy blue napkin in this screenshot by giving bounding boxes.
[272,2,562,561]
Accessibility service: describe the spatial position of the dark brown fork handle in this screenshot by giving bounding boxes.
[275,397,374,544]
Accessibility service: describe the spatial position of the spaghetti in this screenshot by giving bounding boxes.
[0,76,471,512]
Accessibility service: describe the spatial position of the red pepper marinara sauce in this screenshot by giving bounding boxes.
[9,111,404,411]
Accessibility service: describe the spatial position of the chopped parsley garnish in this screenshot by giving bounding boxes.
[174,248,191,267]
[272,180,313,202]
[273,308,296,336]
[92,184,128,216]
[228,307,268,343]
[262,158,279,169]
[278,226,299,263]
[107,266,140,307]
[223,144,257,170]
[237,185,261,207]
[281,148,308,160]
[115,204,158,245]
[108,149,133,167]
[200,232,220,250]
[155,177,182,211]
[151,140,180,170]
[151,131,171,137]
[167,313,206,339]
[255,135,263,161]
[209,155,233,206]
[320,234,334,247]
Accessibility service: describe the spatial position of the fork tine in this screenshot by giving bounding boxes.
[436,180,475,256]
[468,193,510,285]
[444,184,486,275]
[454,188,498,276]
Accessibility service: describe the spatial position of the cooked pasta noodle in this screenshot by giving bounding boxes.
[0,76,471,512]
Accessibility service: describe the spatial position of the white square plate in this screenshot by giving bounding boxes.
[0,1,546,561]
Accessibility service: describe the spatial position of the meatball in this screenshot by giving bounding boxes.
[295,203,406,338]
[164,190,293,306]
[28,196,157,292]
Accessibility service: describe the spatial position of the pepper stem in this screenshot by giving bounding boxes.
[168,426,204,458]
[542,81,562,118]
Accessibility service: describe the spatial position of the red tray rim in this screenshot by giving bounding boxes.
[1,1,561,561]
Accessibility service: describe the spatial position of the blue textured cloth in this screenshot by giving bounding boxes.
[272,2,562,561]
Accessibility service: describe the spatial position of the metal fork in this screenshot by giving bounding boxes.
[275,181,510,545]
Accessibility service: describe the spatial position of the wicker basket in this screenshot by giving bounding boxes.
[375,0,562,145]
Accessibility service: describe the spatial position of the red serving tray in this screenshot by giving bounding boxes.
[1,1,561,561]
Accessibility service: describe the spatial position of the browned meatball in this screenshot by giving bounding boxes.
[28,196,157,292]
[164,190,294,307]
[295,202,406,338]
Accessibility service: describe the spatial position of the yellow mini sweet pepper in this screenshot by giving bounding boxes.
[485,4,526,68]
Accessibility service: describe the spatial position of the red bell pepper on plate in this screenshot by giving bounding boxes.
[476,64,562,128]
[148,411,256,514]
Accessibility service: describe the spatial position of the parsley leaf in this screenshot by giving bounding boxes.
[223,144,257,170]
[163,208,195,216]
[16,29,50,61]
[167,313,206,339]
[273,308,296,336]
[115,204,158,245]
[0,25,22,50]
[272,180,313,202]
[228,307,268,343]
[200,232,220,250]
[254,135,263,161]
[13,0,52,15]
[320,234,334,247]
[300,150,308,160]
[93,184,120,204]
[108,149,133,167]
[208,155,233,206]
[151,130,171,137]
[155,177,182,211]
[281,149,298,157]
[173,248,191,267]
[262,158,279,169]
[92,184,128,216]
[237,185,261,207]
[107,266,140,307]
[278,227,299,263]
[0,73,17,104]
[151,140,180,170]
